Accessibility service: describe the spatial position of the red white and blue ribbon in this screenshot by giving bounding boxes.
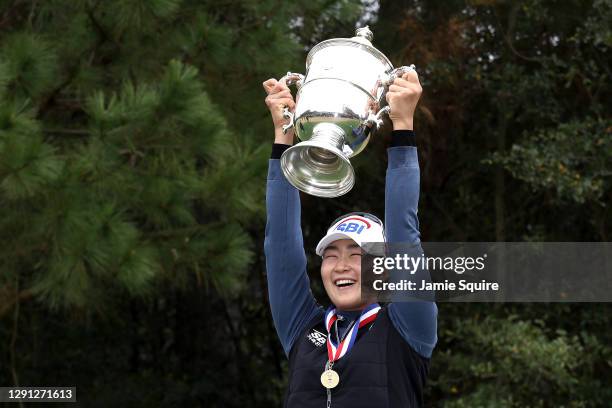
[324,303,381,362]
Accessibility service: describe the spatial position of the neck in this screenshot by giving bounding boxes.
[337,308,362,314]
[336,301,376,313]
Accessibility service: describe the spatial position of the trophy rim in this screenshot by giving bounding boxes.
[280,140,356,198]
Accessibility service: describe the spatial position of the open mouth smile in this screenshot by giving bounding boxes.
[334,279,357,289]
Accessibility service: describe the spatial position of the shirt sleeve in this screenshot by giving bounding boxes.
[385,132,438,359]
[264,148,323,356]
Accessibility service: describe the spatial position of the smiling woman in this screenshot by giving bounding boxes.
[263,67,437,408]
[320,236,375,311]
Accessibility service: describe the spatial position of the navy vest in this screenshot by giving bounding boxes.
[284,307,430,408]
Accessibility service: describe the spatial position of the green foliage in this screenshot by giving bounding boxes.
[1,40,269,310]
[0,0,609,407]
[486,119,611,204]
[375,0,611,406]
[439,316,582,406]
[0,0,364,355]
[0,32,59,100]
[0,103,62,199]
[430,306,612,407]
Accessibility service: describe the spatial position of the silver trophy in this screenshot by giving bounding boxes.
[279,26,415,198]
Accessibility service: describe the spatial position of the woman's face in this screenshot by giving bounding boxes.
[320,239,369,311]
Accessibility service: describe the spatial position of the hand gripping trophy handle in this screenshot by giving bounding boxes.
[368,64,417,128]
[381,64,416,87]
[279,72,305,134]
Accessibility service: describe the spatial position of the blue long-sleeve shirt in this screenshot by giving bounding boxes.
[264,136,437,358]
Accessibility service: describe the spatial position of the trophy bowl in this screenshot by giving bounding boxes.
[279,26,414,198]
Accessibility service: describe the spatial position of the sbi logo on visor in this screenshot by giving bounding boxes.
[335,217,372,235]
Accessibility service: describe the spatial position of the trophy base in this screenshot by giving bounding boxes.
[280,123,355,198]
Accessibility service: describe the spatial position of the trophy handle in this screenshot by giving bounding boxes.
[281,72,305,88]
[380,64,416,87]
[365,64,417,129]
[281,107,294,134]
[279,72,305,134]
[365,106,390,129]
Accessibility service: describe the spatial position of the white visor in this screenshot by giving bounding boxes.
[316,214,385,256]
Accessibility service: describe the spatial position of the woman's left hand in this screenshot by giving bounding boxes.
[386,69,422,130]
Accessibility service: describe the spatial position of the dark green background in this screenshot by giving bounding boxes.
[0,0,610,406]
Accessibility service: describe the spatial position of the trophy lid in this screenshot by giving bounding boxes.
[352,26,374,45]
[306,26,392,70]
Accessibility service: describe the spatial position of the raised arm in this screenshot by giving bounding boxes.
[383,70,438,359]
[263,79,322,356]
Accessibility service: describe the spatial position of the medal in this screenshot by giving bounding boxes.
[320,369,340,389]
[324,303,381,362]
[320,303,381,389]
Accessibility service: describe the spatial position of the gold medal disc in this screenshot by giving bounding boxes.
[321,369,340,389]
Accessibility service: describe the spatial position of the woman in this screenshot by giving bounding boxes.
[263,69,437,408]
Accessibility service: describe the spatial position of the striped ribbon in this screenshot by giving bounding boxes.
[324,303,381,362]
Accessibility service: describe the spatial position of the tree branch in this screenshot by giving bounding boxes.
[495,3,543,64]
[0,288,33,320]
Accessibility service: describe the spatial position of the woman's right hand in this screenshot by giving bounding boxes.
[263,78,295,144]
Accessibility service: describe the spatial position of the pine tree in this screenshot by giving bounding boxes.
[0,1,365,405]
[0,0,362,312]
